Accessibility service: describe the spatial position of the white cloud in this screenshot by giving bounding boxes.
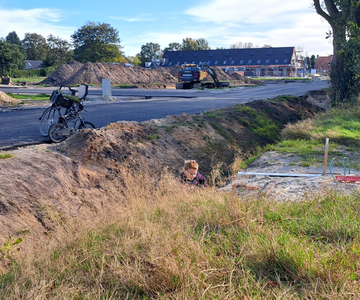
[0,7,74,40]
[110,16,156,22]
[185,0,309,24]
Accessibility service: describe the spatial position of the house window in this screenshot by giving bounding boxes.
[192,61,195,64]
[184,61,187,64]
[208,61,211,65]
[284,59,288,63]
[178,53,183,58]
[225,52,230,57]
[267,50,273,55]
[240,60,244,64]
[215,61,218,65]
[199,61,203,66]
[193,53,199,57]
[249,51,255,56]
[257,60,261,64]
[223,61,227,64]
[265,59,270,64]
[285,50,291,55]
[169,62,173,66]
[209,53,214,57]
[275,59,279,63]
[177,62,180,65]
[248,60,252,64]
[231,60,235,65]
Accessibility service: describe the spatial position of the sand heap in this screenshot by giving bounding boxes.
[41,62,245,88]
[0,91,22,106]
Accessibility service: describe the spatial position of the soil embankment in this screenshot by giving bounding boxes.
[40,62,246,88]
[0,94,324,246]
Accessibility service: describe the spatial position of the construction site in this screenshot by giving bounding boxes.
[39,61,246,88]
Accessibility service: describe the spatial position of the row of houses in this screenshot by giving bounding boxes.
[160,47,333,77]
[26,47,333,77]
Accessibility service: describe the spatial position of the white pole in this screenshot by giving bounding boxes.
[323,138,329,175]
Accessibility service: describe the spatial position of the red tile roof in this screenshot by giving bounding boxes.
[314,56,333,74]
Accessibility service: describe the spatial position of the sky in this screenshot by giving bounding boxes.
[0,0,333,58]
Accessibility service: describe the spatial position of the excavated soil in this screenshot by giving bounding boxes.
[40,62,246,88]
[0,94,330,251]
[0,91,22,106]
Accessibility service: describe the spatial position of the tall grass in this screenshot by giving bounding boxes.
[1,166,360,299]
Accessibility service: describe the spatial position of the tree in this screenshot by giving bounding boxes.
[71,21,123,63]
[22,33,49,60]
[42,35,74,67]
[6,31,22,46]
[163,42,182,52]
[310,55,316,69]
[230,42,254,49]
[126,56,142,66]
[0,40,25,76]
[313,0,360,104]
[138,42,162,64]
[5,31,26,62]
[181,38,210,51]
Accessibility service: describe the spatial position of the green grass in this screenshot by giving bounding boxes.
[6,93,50,101]
[0,154,13,159]
[115,83,138,88]
[10,76,46,83]
[2,180,360,299]
[277,107,360,168]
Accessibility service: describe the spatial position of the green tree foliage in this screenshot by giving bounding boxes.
[313,0,360,104]
[181,37,210,51]
[22,33,49,61]
[71,21,123,63]
[310,55,316,69]
[5,31,26,62]
[0,40,25,76]
[163,42,182,52]
[138,42,162,64]
[42,35,74,67]
[126,56,142,66]
[6,31,22,46]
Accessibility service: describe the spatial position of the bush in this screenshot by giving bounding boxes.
[9,67,56,78]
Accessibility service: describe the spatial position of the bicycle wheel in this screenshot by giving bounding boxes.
[39,107,59,136]
[78,121,96,129]
[48,123,66,143]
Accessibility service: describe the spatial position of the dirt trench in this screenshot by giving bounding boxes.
[0,94,324,248]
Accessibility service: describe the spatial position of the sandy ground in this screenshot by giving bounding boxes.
[221,151,360,201]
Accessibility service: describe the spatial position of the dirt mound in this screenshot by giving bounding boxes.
[0,91,21,106]
[0,95,324,247]
[41,61,83,85]
[41,62,244,88]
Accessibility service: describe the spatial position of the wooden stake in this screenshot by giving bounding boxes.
[323,138,329,175]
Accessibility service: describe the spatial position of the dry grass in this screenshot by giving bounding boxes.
[1,165,360,299]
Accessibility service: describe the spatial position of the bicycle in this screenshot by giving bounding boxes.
[48,97,95,143]
[39,79,95,142]
[39,79,87,136]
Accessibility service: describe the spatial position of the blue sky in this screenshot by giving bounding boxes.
[0,0,333,58]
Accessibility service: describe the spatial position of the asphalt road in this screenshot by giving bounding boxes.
[0,81,329,150]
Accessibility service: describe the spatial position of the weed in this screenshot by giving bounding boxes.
[0,154,13,159]
[0,235,22,260]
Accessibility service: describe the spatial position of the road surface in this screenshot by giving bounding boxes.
[0,81,329,150]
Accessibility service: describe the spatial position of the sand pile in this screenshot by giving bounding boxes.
[0,91,21,106]
[41,62,244,88]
